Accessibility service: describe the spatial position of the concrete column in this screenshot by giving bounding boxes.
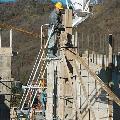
[95,53,97,65]
[0,29,1,48]
[75,30,78,53]
[92,51,95,63]
[108,34,113,64]
[46,61,54,120]
[57,61,65,119]
[10,29,12,48]
[46,60,59,120]
[108,34,113,120]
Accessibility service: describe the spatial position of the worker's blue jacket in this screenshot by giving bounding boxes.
[49,9,59,27]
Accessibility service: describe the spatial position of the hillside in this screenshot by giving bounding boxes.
[77,0,120,53]
[0,0,120,85]
[0,1,53,85]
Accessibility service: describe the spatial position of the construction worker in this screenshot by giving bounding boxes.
[48,2,64,58]
[40,89,47,116]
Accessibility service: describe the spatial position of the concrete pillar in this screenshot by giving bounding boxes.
[46,60,59,120]
[75,30,78,53]
[108,34,113,120]
[0,30,13,120]
[108,34,113,64]
[57,61,65,119]
[10,29,12,48]
[0,28,1,48]
[92,51,95,63]
[46,61,54,120]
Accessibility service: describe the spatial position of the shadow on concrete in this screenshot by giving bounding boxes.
[0,95,10,120]
[98,55,120,120]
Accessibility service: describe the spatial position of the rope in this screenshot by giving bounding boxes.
[0,23,41,38]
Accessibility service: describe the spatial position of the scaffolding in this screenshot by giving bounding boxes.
[0,1,120,120]
[17,9,120,120]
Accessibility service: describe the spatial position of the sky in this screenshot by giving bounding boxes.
[0,0,16,2]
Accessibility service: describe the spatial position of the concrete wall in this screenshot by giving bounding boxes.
[0,47,12,120]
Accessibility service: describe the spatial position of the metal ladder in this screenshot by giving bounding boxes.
[17,25,55,119]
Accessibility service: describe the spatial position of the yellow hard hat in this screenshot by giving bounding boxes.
[55,2,63,10]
